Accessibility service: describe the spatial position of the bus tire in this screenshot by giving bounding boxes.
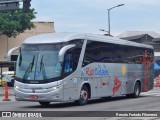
[39,102,50,106]
[127,82,141,98]
[76,85,89,105]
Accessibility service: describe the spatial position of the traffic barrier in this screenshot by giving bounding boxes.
[3,82,11,101]
[155,76,160,88]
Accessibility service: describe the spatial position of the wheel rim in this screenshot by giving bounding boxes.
[135,84,140,96]
[80,90,88,102]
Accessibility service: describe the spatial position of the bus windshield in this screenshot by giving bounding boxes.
[16,44,65,81]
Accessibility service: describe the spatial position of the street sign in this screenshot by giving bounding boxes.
[0,0,21,11]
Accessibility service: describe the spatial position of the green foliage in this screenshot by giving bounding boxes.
[0,9,36,38]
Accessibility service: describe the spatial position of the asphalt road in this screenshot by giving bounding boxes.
[1,88,160,120]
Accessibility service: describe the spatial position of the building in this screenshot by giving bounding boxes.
[0,22,54,61]
[117,31,160,38]
[152,38,160,52]
[118,31,160,52]
[120,34,153,44]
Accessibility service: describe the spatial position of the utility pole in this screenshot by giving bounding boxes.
[107,4,124,35]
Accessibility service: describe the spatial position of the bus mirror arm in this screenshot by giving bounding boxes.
[58,44,75,62]
[7,46,20,61]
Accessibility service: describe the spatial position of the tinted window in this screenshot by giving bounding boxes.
[82,41,124,66]
[62,39,83,76]
[82,40,153,66]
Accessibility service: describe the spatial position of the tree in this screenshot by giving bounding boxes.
[0,9,36,38]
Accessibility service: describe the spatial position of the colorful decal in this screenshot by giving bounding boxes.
[81,69,85,76]
[99,78,109,87]
[122,65,126,75]
[100,81,109,87]
[112,77,122,95]
[84,77,88,81]
[85,65,109,77]
[86,67,94,76]
[140,50,152,91]
[95,65,109,76]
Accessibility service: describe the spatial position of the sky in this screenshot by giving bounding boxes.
[30,0,160,36]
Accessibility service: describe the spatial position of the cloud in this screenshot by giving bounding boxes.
[126,0,160,5]
[55,21,99,33]
[75,0,160,12]
[78,0,160,6]
[33,15,54,22]
[55,22,88,29]
[31,0,160,35]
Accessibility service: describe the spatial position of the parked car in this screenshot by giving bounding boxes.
[0,75,5,87]
[1,71,15,87]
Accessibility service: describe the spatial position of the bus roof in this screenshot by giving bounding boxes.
[23,32,153,49]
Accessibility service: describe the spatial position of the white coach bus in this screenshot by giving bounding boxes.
[12,33,154,106]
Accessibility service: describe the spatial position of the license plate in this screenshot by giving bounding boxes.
[30,95,38,100]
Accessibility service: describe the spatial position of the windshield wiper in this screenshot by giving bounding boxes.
[40,55,47,79]
[40,55,44,72]
[23,55,35,79]
[19,48,22,66]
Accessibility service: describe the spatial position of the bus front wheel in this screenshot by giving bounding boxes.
[76,85,89,105]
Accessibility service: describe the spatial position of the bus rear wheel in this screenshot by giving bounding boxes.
[76,85,89,105]
[39,102,50,106]
[127,82,141,98]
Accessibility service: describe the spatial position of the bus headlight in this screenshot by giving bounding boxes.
[15,86,20,90]
[53,86,58,90]
[52,84,62,91]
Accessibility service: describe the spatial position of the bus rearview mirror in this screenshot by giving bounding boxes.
[59,44,75,62]
[7,46,20,62]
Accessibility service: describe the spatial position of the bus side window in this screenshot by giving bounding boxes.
[64,53,73,73]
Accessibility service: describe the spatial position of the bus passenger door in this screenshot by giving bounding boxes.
[63,53,78,101]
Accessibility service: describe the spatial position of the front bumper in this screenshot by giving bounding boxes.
[14,87,64,102]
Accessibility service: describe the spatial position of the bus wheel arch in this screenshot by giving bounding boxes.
[134,80,141,97]
[136,80,141,92]
[127,80,141,98]
[83,83,91,99]
[76,83,91,105]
